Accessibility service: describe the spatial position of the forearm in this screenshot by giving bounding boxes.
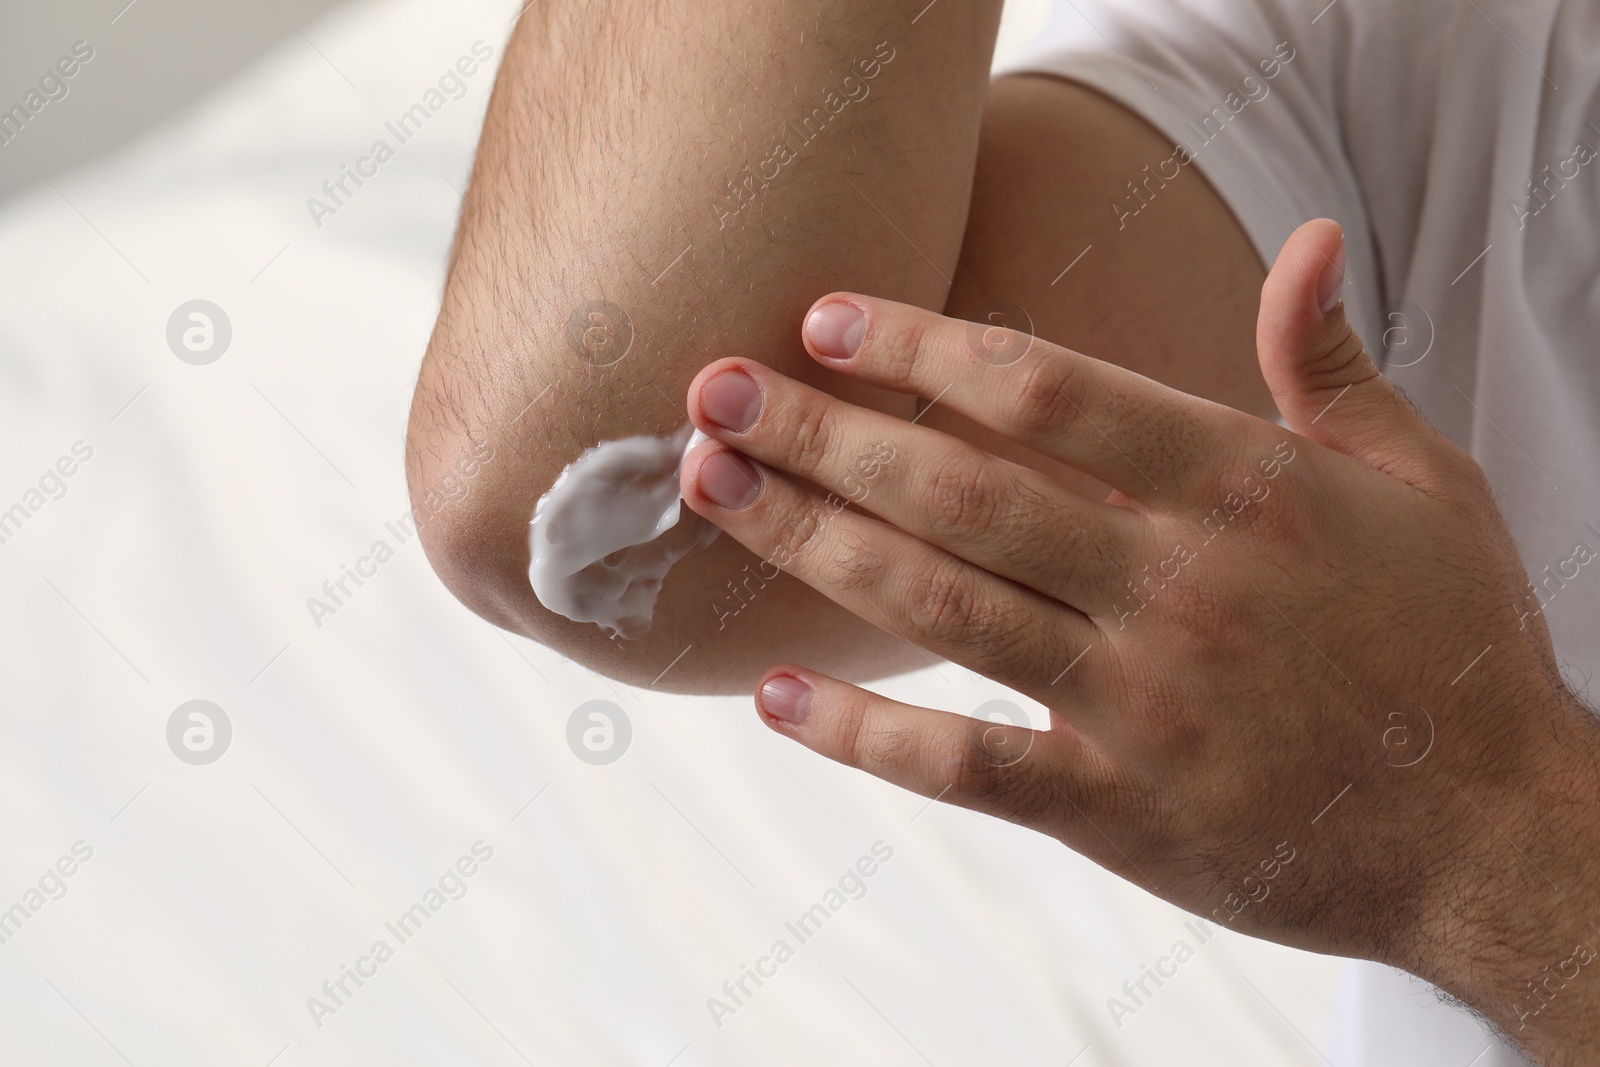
[407,0,1004,691]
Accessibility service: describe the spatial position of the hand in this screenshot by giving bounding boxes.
[680,219,1600,1057]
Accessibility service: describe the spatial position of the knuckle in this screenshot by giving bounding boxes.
[1304,329,1380,394]
[771,495,832,562]
[786,398,835,474]
[942,736,1002,800]
[906,557,983,638]
[871,312,932,391]
[1189,450,1302,547]
[926,454,1001,536]
[902,560,1038,680]
[1008,355,1079,439]
[940,727,1052,821]
[834,690,873,769]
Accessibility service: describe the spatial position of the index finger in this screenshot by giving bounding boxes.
[801,294,1242,507]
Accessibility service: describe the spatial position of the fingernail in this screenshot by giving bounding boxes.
[1317,239,1347,315]
[759,675,812,724]
[805,302,866,360]
[698,448,763,510]
[701,369,763,433]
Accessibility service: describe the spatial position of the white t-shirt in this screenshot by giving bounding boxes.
[1001,0,1600,1061]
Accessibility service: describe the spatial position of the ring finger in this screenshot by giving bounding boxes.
[681,442,1101,699]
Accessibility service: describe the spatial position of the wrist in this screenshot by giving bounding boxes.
[1410,678,1600,1059]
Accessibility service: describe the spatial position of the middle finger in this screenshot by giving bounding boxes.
[685,357,1155,616]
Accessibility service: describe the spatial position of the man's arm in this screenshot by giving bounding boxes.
[1426,685,1600,1063]
[406,1,1270,693]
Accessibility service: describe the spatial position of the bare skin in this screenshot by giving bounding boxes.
[680,222,1600,1062]
[405,1,1267,694]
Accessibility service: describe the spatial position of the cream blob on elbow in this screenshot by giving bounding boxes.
[527,425,719,638]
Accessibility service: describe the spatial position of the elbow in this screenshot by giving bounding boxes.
[404,375,722,693]
[405,416,529,636]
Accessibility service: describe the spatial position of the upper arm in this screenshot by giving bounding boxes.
[932,75,1272,498]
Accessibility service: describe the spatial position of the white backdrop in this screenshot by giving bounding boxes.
[0,0,1352,1063]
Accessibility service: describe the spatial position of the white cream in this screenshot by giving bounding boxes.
[528,425,718,638]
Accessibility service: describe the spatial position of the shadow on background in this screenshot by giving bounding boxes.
[1,0,360,201]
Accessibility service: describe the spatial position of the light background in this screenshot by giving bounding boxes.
[0,0,1354,1063]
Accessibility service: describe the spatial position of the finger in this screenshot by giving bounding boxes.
[685,358,1155,614]
[1256,219,1458,490]
[754,666,1103,827]
[681,442,1101,697]
[799,295,1239,507]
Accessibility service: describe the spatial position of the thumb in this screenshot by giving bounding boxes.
[1257,219,1435,482]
